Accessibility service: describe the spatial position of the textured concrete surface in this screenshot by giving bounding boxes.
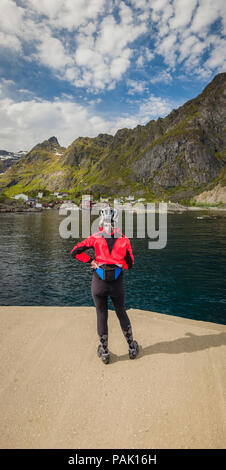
[0,306,225,449]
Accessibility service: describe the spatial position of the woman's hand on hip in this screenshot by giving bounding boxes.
[91,260,99,269]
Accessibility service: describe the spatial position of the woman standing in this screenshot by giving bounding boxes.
[70,206,139,364]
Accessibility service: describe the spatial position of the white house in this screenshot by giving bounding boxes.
[37,192,43,198]
[14,194,28,201]
[59,202,78,211]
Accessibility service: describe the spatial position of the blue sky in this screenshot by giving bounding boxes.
[0,0,225,151]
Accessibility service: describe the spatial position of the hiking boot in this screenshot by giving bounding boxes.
[97,344,110,364]
[129,340,139,359]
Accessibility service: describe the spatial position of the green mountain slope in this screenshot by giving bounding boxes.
[0,73,225,202]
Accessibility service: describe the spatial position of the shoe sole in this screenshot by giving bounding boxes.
[129,342,139,359]
[97,346,110,364]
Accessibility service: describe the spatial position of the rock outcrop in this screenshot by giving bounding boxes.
[193,184,226,204]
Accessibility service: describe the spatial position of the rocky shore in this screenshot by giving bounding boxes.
[0,200,225,213]
[0,203,42,213]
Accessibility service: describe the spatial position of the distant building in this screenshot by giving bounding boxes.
[59,202,78,211]
[14,194,28,201]
[80,194,93,208]
[37,192,43,198]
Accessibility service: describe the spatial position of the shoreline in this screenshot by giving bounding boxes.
[0,306,225,449]
[0,203,226,214]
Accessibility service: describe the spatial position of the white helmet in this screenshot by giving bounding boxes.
[99,206,118,227]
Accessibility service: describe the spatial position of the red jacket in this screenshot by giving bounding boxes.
[70,226,134,270]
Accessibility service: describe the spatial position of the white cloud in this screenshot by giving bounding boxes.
[0,78,16,87]
[0,86,180,151]
[138,95,178,122]
[127,79,147,95]
[178,35,199,63]
[190,0,224,34]
[110,49,133,80]
[25,0,107,31]
[70,4,148,90]
[0,0,149,91]
[157,33,178,68]
[148,0,226,77]
[0,0,225,95]
[0,95,110,151]
[0,31,21,51]
[150,70,172,84]
[129,0,149,9]
[136,55,144,67]
[136,47,155,67]
[204,37,226,71]
[37,36,73,69]
[0,0,24,34]
[170,0,197,30]
[145,48,154,62]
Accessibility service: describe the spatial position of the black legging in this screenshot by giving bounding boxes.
[91,270,131,336]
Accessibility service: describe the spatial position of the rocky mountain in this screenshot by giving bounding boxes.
[0,73,225,203]
[0,150,27,174]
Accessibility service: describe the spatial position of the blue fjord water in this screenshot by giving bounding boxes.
[0,210,225,325]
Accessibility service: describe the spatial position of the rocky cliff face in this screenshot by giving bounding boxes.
[130,73,226,200]
[83,72,225,200]
[0,74,225,202]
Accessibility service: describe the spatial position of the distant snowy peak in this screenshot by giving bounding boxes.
[0,150,13,160]
[0,150,27,160]
[0,150,28,173]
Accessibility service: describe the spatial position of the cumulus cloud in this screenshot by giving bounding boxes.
[150,70,172,84]
[0,31,21,51]
[204,37,226,71]
[169,0,197,30]
[0,85,180,151]
[127,79,147,94]
[0,0,225,90]
[0,0,148,91]
[149,0,226,76]
[0,95,108,151]
[72,6,147,90]
[36,36,73,70]
[0,0,24,34]
[136,47,155,67]
[136,55,144,67]
[138,95,178,122]
[25,0,106,31]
